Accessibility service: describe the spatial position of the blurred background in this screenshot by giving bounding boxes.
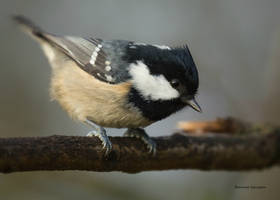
[1,0,280,199]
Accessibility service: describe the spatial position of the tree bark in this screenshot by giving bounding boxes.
[0,118,279,173]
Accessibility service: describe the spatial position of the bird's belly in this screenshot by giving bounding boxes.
[50,61,152,128]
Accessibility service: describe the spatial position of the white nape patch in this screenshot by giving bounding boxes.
[129,61,179,100]
[152,45,171,50]
[133,42,171,50]
[133,42,147,46]
[129,45,137,49]
[41,44,55,61]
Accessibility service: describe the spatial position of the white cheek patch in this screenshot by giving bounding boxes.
[129,61,179,100]
[133,42,148,46]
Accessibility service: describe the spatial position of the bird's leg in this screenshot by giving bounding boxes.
[123,128,156,155]
[85,119,112,155]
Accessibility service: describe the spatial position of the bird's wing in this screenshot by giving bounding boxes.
[13,15,128,84]
[45,35,117,83]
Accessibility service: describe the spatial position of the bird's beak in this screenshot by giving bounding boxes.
[181,97,202,112]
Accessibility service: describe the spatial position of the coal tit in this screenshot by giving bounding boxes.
[13,15,201,155]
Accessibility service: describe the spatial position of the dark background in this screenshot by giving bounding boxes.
[1,0,280,199]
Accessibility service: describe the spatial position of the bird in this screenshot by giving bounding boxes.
[13,15,201,156]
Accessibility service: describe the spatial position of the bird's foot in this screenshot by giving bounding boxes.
[124,128,156,156]
[87,127,112,156]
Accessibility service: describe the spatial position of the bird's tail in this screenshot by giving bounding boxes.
[12,15,49,42]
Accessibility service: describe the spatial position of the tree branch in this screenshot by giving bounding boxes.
[0,118,279,173]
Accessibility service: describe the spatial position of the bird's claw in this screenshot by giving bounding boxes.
[124,128,156,156]
[87,129,112,156]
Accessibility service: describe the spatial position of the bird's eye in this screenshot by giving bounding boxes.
[170,79,180,88]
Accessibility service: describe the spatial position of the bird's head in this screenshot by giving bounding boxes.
[126,43,201,112]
